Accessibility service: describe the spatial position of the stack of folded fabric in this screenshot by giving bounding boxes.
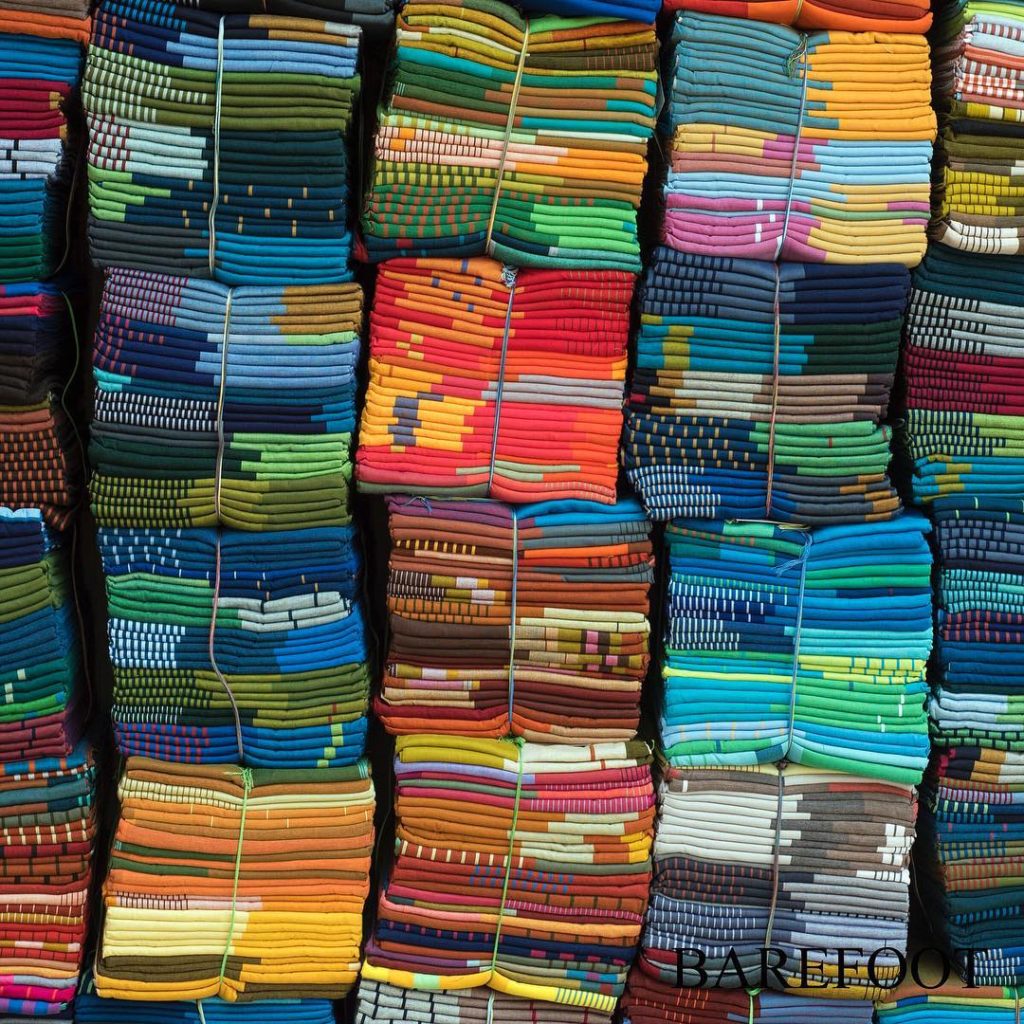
[97,524,369,767]
[662,13,935,265]
[661,516,933,783]
[930,0,1024,255]
[621,967,875,1023]
[877,981,1024,1022]
[0,743,96,1020]
[83,0,362,284]
[89,269,362,531]
[377,496,653,741]
[361,0,657,270]
[164,0,394,35]
[0,508,84,762]
[357,258,633,503]
[360,736,655,1015]
[660,0,930,29]
[901,247,1024,507]
[94,757,375,1001]
[639,763,918,995]
[622,249,909,523]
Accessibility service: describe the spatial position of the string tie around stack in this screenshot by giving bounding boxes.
[486,267,520,496]
[488,736,526,984]
[208,16,226,276]
[218,766,254,989]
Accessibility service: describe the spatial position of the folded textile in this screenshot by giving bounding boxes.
[89,270,361,530]
[83,0,361,284]
[0,743,96,1019]
[377,496,653,742]
[621,966,875,1022]
[622,248,909,523]
[361,0,658,270]
[94,757,374,1002]
[1,5,90,42]
[174,0,394,36]
[0,508,84,763]
[356,980,612,1023]
[902,247,1024,506]
[357,258,632,503]
[660,516,933,783]
[661,0,930,30]
[362,736,655,1012]
[97,524,369,767]
[877,981,1024,1021]
[663,14,935,265]
[640,763,917,996]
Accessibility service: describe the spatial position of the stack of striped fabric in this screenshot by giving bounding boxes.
[0,743,96,1020]
[89,270,361,531]
[661,0,930,29]
[660,516,933,783]
[360,737,655,1014]
[0,508,84,762]
[931,0,1024,254]
[357,259,633,503]
[638,763,917,994]
[663,13,935,265]
[902,247,1024,507]
[165,0,394,35]
[93,757,374,1002]
[377,496,653,741]
[877,982,1024,1022]
[96,524,369,767]
[361,0,657,270]
[622,249,909,523]
[83,0,362,284]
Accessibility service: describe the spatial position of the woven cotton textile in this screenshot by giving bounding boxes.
[83,0,361,284]
[640,763,917,995]
[663,14,935,265]
[661,0,930,30]
[0,744,96,1019]
[361,0,657,270]
[97,524,369,767]
[377,496,653,742]
[661,516,933,783]
[1,3,90,41]
[362,736,654,1012]
[622,248,909,523]
[357,259,632,503]
[94,757,374,1002]
[173,0,393,36]
[877,982,1024,1022]
[89,270,361,531]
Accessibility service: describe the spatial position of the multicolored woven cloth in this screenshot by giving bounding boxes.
[94,757,375,1002]
[660,517,933,783]
[0,743,96,1018]
[622,248,909,523]
[362,736,655,1013]
[0,508,85,763]
[172,0,394,36]
[663,14,935,265]
[621,966,875,1022]
[639,763,917,996]
[89,270,362,531]
[357,259,633,503]
[877,981,1024,1021]
[377,496,653,742]
[97,525,369,767]
[357,980,612,1023]
[901,247,1024,506]
[83,0,361,284]
[360,0,658,270]
[930,0,1024,254]
[660,0,930,30]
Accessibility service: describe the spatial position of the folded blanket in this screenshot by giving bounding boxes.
[360,0,657,270]
[172,0,394,36]
[877,980,1024,1021]
[661,0,930,30]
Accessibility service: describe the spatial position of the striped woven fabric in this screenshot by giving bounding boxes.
[361,736,655,1013]
[89,270,361,531]
[660,517,933,784]
[877,981,1024,1021]
[360,0,658,270]
[357,259,633,503]
[661,0,930,30]
[901,247,1024,506]
[1,3,90,42]
[621,966,875,1022]
[97,525,369,767]
[94,757,374,1002]
[356,980,612,1023]
[663,14,935,265]
[931,0,1024,254]
[622,248,909,523]
[640,763,917,996]
[0,508,84,763]
[83,0,361,284]
[173,0,394,36]
[377,496,653,742]
[0,743,96,1019]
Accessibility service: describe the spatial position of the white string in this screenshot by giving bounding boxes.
[208,17,226,275]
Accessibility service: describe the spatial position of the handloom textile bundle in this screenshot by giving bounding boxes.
[659,0,930,30]
[877,982,1024,1021]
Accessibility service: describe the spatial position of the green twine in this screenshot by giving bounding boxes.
[218,766,254,991]
[747,988,762,1024]
[488,738,526,980]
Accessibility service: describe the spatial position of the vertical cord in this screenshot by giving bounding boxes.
[218,767,254,993]
[208,17,226,276]
[764,266,782,518]
[784,534,812,756]
[488,738,526,984]
[775,34,809,262]
[747,988,761,1024]
[762,768,786,950]
[507,507,519,734]
[486,267,517,496]
[485,989,496,1024]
